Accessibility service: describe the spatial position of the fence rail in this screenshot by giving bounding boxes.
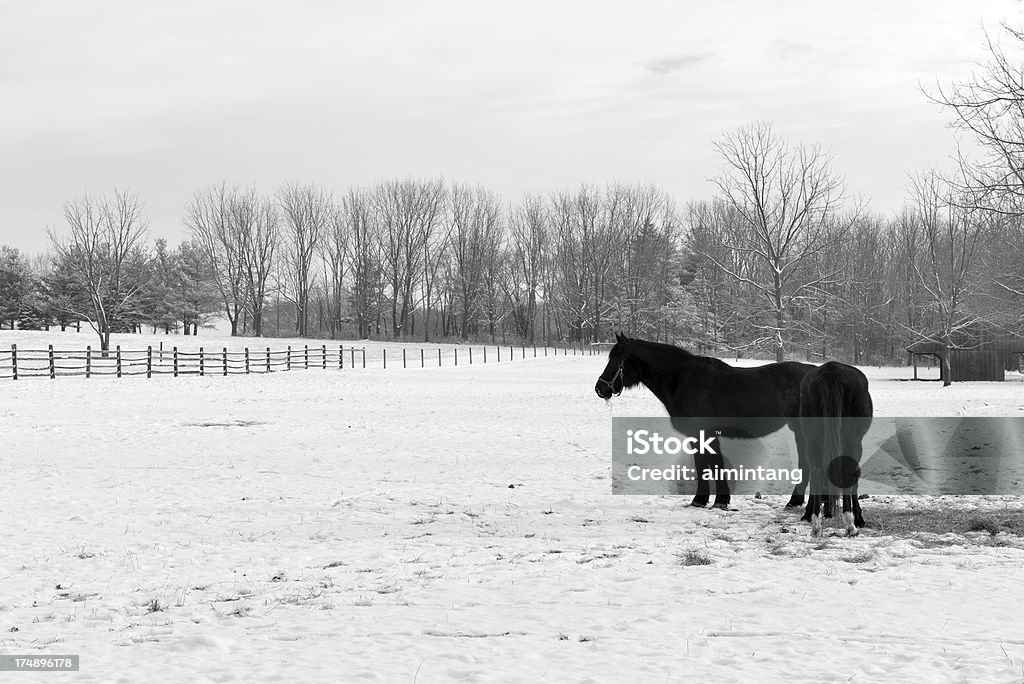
[0,343,600,380]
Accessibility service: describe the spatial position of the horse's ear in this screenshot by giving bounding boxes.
[615,332,624,343]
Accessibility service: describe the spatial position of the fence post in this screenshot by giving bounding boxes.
[483,346,487,363]
[511,345,514,360]
[85,346,91,379]
[469,347,473,365]
[266,347,271,373]
[350,346,355,369]
[223,347,228,376]
[438,348,441,367]
[287,346,292,371]
[304,345,309,369]
[322,345,327,369]
[362,347,366,369]
[497,346,501,363]
[522,345,525,359]
[421,348,424,368]
[173,347,178,377]
[533,345,536,358]
[455,349,458,366]
[384,349,387,369]
[48,344,55,379]
[245,348,251,374]
[147,346,152,379]
[114,345,122,377]
[11,344,17,380]
[403,348,406,368]
[339,345,343,369]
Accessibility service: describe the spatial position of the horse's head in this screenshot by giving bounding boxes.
[595,332,642,400]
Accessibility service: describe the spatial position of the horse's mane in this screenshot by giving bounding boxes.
[624,338,730,369]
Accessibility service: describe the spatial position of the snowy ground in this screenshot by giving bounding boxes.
[2,331,1024,682]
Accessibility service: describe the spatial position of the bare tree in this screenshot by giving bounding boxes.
[185,183,246,336]
[234,188,279,337]
[375,178,446,339]
[704,121,849,361]
[551,186,615,343]
[49,189,150,352]
[686,199,765,353]
[341,188,382,338]
[908,171,992,385]
[449,184,503,339]
[507,194,548,343]
[278,182,331,337]
[931,24,1024,213]
[319,198,349,338]
[419,185,451,342]
[931,23,1024,336]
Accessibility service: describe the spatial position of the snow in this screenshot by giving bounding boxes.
[2,330,1024,682]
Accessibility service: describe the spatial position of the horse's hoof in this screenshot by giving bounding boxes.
[855,519,866,528]
[712,503,732,511]
[846,528,860,537]
[784,496,805,509]
[689,500,708,508]
[800,513,812,523]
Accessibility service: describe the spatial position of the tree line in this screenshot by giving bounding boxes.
[0,180,690,352]
[2,23,1023,361]
[2,155,1020,364]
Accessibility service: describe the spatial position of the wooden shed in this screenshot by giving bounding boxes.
[907,322,1024,382]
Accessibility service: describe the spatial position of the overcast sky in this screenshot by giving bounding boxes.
[1,0,1021,253]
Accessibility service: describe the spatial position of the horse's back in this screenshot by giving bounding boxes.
[667,358,816,436]
[800,361,873,419]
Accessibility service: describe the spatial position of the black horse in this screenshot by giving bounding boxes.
[799,361,873,536]
[595,334,814,510]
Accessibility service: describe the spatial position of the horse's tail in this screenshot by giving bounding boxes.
[820,372,845,500]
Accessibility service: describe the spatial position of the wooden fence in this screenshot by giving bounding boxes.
[0,343,601,380]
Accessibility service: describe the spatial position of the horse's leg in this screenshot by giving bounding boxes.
[843,493,857,537]
[809,493,823,537]
[786,424,807,509]
[800,499,814,523]
[800,461,817,523]
[800,424,820,522]
[690,450,710,507]
[710,438,731,509]
[852,444,866,528]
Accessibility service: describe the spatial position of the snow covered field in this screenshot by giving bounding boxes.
[2,331,1024,682]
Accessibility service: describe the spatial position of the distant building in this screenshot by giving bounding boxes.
[906,321,1024,382]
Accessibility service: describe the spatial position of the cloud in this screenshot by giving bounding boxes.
[643,52,713,76]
